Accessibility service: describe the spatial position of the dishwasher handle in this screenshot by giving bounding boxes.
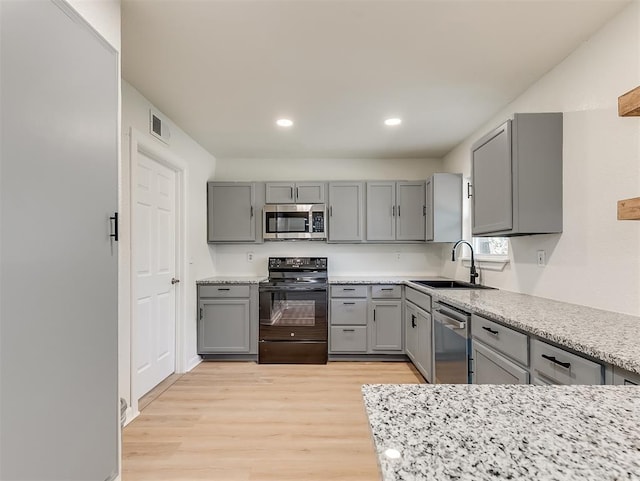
[433,302,470,324]
[433,310,467,331]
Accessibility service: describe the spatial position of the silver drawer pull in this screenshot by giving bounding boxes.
[217,288,230,291]
[381,288,394,291]
[343,329,355,332]
[343,288,356,291]
[343,302,356,305]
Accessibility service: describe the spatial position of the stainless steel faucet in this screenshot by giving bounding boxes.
[452,240,479,285]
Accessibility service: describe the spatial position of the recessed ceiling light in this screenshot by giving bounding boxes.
[384,448,401,459]
[276,118,293,127]
[384,118,402,126]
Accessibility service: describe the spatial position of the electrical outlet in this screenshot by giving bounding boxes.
[247,252,254,262]
[537,250,546,267]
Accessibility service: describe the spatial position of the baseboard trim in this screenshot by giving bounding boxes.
[186,355,202,372]
[123,406,139,427]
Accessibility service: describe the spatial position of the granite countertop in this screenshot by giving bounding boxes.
[363,383,640,481]
[329,276,444,285]
[196,276,267,285]
[409,286,640,376]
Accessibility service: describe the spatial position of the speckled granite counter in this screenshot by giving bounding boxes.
[196,276,267,285]
[411,286,640,376]
[329,276,443,285]
[363,383,640,481]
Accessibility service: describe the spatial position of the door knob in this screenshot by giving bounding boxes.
[171,278,180,285]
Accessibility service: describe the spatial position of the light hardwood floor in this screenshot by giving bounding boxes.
[122,361,423,481]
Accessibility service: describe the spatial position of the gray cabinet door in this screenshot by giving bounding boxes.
[295,182,325,203]
[328,182,364,242]
[198,299,251,353]
[427,173,463,243]
[426,177,434,241]
[208,182,256,242]
[472,341,529,384]
[1,2,118,479]
[415,308,433,383]
[265,182,296,203]
[612,367,640,386]
[366,182,396,241]
[396,181,426,241]
[471,121,513,235]
[404,303,418,362]
[369,301,403,351]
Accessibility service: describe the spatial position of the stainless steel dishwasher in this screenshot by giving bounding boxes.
[433,301,471,383]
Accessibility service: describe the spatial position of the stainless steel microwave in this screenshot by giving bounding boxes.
[263,204,326,240]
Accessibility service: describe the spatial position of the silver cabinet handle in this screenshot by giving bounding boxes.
[343,329,355,332]
[343,302,356,305]
[250,205,254,217]
[218,288,230,291]
[296,187,299,199]
[423,205,426,216]
[392,205,396,216]
[398,205,401,217]
[330,206,333,217]
[290,186,294,199]
[373,309,376,322]
[199,308,203,320]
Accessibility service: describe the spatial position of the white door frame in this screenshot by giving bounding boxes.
[129,127,188,417]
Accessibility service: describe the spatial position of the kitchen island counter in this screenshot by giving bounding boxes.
[363,383,640,481]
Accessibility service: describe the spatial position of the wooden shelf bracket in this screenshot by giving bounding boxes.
[617,197,640,220]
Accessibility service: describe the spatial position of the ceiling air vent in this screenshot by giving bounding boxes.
[149,109,170,144]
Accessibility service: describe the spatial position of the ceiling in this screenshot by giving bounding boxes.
[122,0,631,160]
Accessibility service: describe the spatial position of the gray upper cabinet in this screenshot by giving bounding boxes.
[328,182,365,242]
[426,173,462,242]
[207,182,258,243]
[471,112,563,236]
[366,181,426,241]
[366,182,396,241]
[397,181,426,241]
[265,182,325,204]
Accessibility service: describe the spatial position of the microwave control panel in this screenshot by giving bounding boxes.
[312,212,325,232]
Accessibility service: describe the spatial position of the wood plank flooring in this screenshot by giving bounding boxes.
[122,361,424,481]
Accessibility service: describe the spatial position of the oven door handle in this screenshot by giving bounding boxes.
[260,286,327,292]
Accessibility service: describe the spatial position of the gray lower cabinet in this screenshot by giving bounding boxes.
[207,182,260,243]
[330,285,369,354]
[612,367,640,386]
[328,181,365,242]
[471,112,563,236]
[404,287,432,382]
[369,300,403,351]
[530,339,603,385]
[197,284,257,355]
[330,284,403,355]
[426,173,462,242]
[472,341,529,384]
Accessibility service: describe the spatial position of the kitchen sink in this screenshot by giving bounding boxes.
[410,280,496,290]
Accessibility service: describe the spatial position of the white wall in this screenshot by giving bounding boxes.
[213,157,445,276]
[65,0,120,51]
[442,2,640,316]
[120,81,216,409]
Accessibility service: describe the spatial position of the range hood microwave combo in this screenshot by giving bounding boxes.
[263,204,326,240]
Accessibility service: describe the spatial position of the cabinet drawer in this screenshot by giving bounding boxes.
[471,314,528,366]
[199,285,251,298]
[405,287,431,313]
[330,326,367,353]
[612,367,640,386]
[531,339,603,385]
[331,299,367,325]
[371,285,401,299]
[330,285,368,298]
[472,341,529,385]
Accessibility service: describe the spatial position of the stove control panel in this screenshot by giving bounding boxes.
[268,257,327,270]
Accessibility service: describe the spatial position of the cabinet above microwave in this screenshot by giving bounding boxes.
[265,182,326,204]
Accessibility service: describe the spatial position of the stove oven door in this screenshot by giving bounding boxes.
[259,285,328,341]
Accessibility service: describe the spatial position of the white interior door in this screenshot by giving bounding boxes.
[134,152,177,399]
